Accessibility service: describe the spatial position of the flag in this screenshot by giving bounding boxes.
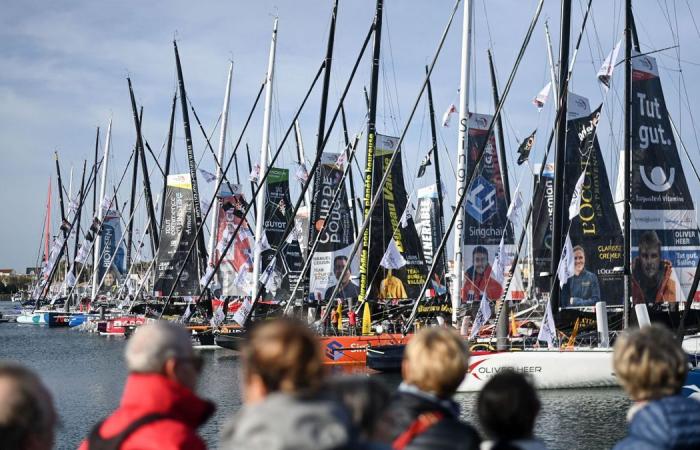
[249,164,261,183]
[491,238,507,285]
[75,240,91,264]
[210,305,225,327]
[399,195,414,228]
[335,152,347,169]
[532,82,551,110]
[441,103,457,127]
[259,258,276,285]
[417,149,432,178]
[100,195,112,213]
[506,187,524,227]
[254,233,272,253]
[537,299,557,348]
[295,163,309,182]
[557,233,575,288]
[234,263,249,289]
[380,238,406,269]
[469,291,492,339]
[198,169,217,183]
[65,270,77,288]
[232,296,253,326]
[199,265,215,287]
[181,301,193,323]
[517,130,536,165]
[597,40,622,89]
[568,170,586,220]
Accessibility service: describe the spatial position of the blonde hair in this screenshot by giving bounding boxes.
[403,327,469,398]
[243,317,324,394]
[613,325,688,401]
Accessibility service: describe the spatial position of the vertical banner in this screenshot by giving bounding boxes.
[560,93,623,308]
[98,209,126,292]
[215,185,254,296]
[309,153,358,302]
[532,163,555,298]
[630,54,699,306]
[153,174,200,297]
[416,184,446,288]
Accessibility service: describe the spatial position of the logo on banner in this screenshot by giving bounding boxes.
[466,176,497,223]
[640,166,675,192]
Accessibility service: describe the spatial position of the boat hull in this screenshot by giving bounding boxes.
[320,334,410,365]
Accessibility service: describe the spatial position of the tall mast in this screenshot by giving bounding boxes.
[359,0,383,304]
[54,152,69,265]
[425,65,448,280]
[294,121,311,207]
[451,0,473,324]
[550,0,572,314]
[44,177,52,264]
[207,61,234,264]
[544,22,559,105]
[161,92,177,228]
[252,19,279,302]
[91,119,112,300]
[126,108,142,272]
[340,104,359,240]
[174,40,208,271]
[92,127,100,217]
[246,143,258,218]
[315,0,338,160]
[623,0,632,328]
[487,50,511,204]
[73,161,87,264]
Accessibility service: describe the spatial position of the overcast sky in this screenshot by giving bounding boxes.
[1,0,699,271]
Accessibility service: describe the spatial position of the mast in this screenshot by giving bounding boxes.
[126,108,142,272]
[127,78,160,252]
[425,65,448,280]
[234,152,241,185]
[544,22,559,105]
[359,0,383,304]
[54,152,70,271]
[487,49,511,204]
[44,177,52,264]
[246,144,257,218]
[92,127,100,217]
[252,18,278,302]
[73,161,87,264]
[161,92,177,228]
[294,121,312,207]
[315,0,338,160]
[623,0,632,328]
[207,61,234,264]
[173,40,208,271]
[91,119,112,301]
[550,0,571,315]
[340,104,360,239]
[451,0,473,324]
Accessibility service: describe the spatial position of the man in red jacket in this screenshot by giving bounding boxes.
[79,321,214,450]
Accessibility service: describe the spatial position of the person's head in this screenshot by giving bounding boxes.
[241,317,324,404]
[477,370,540,444]
[0,364,57,450]
[125,321,202,391]
[472,247,489,275]
[613,325,688,401]
[333,255,351,285]
[638,231,662,280]
[103,270,116,287]
[573,245,586,275]
[323,375,391,439]
[402,327,469,398]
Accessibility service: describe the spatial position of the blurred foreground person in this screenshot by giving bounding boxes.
[0,363,57,450]
[613,325,700,450]
[220,317,359,450]
[377,327,480,450]
[79,321,214,450]
[477,371,547,450]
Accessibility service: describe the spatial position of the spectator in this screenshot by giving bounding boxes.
[79,321,214,450]
[0,363,57,450]
[323,375,391,441]
[613,325,700,450]
[477,370,547,450]
[377,327,481,450]
[220,317,357,450]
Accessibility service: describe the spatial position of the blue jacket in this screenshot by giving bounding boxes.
[613,395,700,450]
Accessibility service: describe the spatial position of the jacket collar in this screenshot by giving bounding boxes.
[398,382,460,417]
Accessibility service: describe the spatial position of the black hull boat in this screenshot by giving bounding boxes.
[215,329,248,351]
[366,344,405,373]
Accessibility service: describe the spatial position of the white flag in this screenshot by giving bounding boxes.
[537,299,557,348]
[557,234,576,288]
[210,306,225,327]
[100,195,112,214]
[506,187,524,227]
[75,240,91,264]
[491,237,507,285]
[233,297,253,326]
[234,263,249,288]
[469,291,492,339]
[441,103,457,127]
[597,40,622,89]
[198,169,217,183]
[399,195,414,229]
[65,270,77,288]
[532,82,551,110]
[295,162,309,182]
[380,238,406,269]
[254,233,272,253]
[259,259,276,285]
[199,265,216,287]
[249,164,261,183]
[568,170,586,220]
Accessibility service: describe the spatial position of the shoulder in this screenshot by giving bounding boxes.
[124,419,206,450]
[410,417,480,450]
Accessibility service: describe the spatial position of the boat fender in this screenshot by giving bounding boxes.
[470,343,495,352]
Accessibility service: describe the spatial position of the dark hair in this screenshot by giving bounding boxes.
[322,375,390,438]
[477,370,541,442]
[639,230,662,251]
[473,246,489,257]
[334,255,349,265]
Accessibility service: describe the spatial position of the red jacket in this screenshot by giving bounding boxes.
[461,265,503,302]
[79,373,214,450]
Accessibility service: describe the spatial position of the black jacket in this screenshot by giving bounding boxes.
[377,388,481,450]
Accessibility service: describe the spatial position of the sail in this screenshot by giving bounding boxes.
[416,184,447,293]
[215,184,254,297]
[368,134,428,300]
[153,174,200,297]
[97,209,126,292]
[261,168,303,301]
[308,153,358,303]
[559,93,624,309]
[532,163,555,298]
[630,53,699,306]
[461,113,513,303]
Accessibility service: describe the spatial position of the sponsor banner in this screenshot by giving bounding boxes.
[532,163,555,296]
[215,186,254,296]
[98,209,125,292]
[560,94,624,309]
[309,153,358,302]
[631,53,699,304]
[153,174,200,297]
[416,185,445,279]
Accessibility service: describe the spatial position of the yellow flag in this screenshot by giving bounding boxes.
[336,301,343,333]
[361,301,372,336]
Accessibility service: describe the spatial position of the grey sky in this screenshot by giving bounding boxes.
[1,0,699,271]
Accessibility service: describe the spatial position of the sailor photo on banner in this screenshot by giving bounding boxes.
[215,185,254,297]
[629,53,698,307]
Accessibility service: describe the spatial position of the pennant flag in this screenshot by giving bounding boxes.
[233,296,253,326]
[441,103,457,127]
[568,170,586,220]
[532,82,551,110]
[597,40,622,89]
[198,169,217,183]
[557,233,576,288]
[537,299,557,348]
[249,164,261,183]
[380,238,407,269]
[469,291,492,339]
[417,149,433,178]
[517,130,536,165]
[295,162,309,182]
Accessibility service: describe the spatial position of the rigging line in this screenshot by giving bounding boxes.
[382,5,403,133]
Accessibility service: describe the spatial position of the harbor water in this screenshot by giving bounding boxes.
[0,302,630,449]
